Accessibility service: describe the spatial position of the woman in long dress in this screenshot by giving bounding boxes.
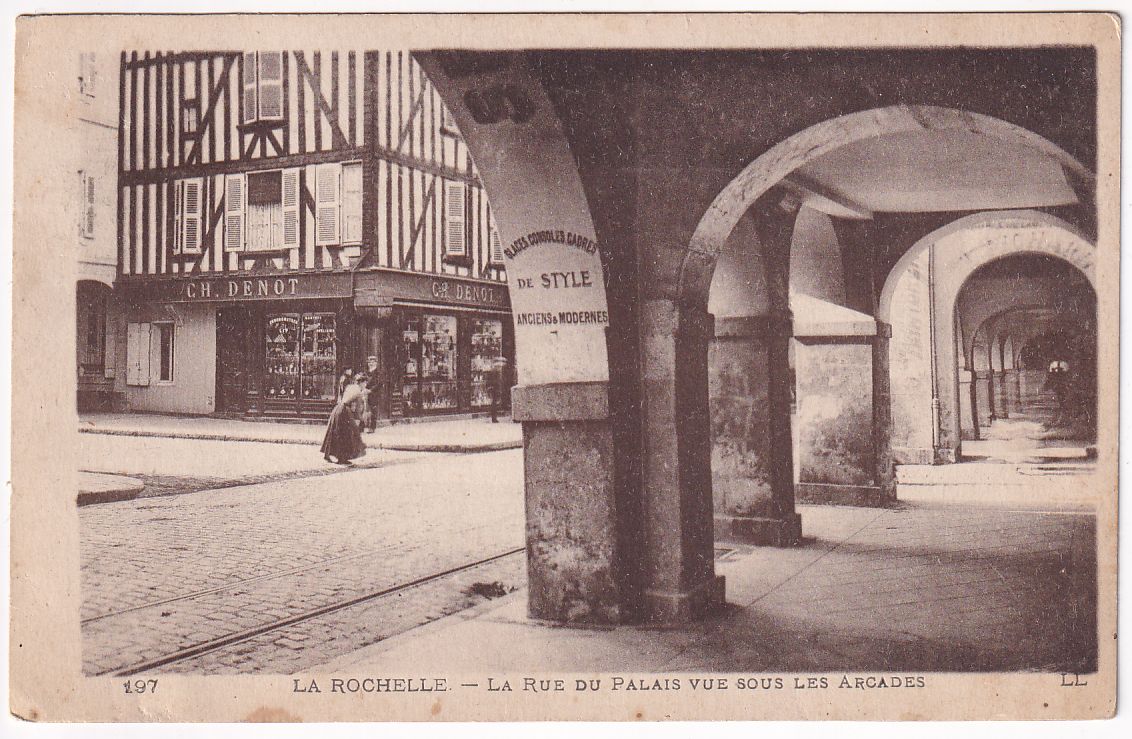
[321,373,368,465]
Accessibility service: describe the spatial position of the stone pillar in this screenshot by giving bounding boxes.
[512,382,622,624]
[708,192,802,546]
[958,368,978,441]
[793,321,895,506]
[638,300,726,621]
[709,311,802,545]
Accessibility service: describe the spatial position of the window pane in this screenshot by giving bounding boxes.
[265,315,299,398]
[158,324,174,382]
[401,316,420,411]
[301,313,337,401]
[470,319,504,407]
[247,170,282,205]
[259,83,283,118]
[420,314,458,410]
[259,51,282,81]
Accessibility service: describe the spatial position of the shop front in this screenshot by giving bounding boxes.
[219,299,353,419]
[354,270,513,420]
[121,273,357,420]
[119,270,512,422]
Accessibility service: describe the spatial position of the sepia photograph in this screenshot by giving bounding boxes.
[7,9,1121,724]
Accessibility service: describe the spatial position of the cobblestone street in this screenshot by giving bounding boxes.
[79,446,525,675]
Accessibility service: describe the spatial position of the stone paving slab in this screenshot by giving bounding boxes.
[328,501,1097,674]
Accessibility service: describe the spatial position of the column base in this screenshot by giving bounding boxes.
[892,446,935,465]
[796,481,894,507]
[642,575,726,624]
[714,513,802,547]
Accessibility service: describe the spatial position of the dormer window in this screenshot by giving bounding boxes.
[242,51,284,124]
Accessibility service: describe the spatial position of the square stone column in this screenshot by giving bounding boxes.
[709,312,802,546]
[793,319,895,506]
[638,299,726,621]
[512,382,622,624]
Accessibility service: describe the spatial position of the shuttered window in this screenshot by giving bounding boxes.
[242,52,257,124]
[282,169,300,248]
[247,170,283,250]
[126,322,152,387]
[178,178,203,254]
[341,162,363,244]
[224,174,245,251]
[258,52,284,119]
[80,171,96,238]
[315,163,341,246]
[243,51,284,123]
[488,217,505,265]
[444,181,467,259]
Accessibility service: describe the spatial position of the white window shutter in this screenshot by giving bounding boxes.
[341,163,363,243]
[181,178,203,254]
[258,51,284,119]
[126,322,151,387]
[282,169,300,248]
[172,181,183,255]
[85,173,96,237]
[315,163,341,246]
[224,174,245,251]
[87,53,97,96]
[242,52,257,123]
[445,181,467,258]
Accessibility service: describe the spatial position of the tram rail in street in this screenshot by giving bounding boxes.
[95,547,525,677]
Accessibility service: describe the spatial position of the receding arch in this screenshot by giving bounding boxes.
[880,210,1096,463]
[686,106,1092,307]
[879,209,1096,322]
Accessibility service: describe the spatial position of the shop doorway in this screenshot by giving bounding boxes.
[215,307,251,414]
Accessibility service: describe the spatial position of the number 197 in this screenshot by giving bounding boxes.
[123,679,158,694]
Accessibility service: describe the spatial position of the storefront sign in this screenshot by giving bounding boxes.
[121,274,354,303]
[354,270,510,311]
[503,225,610,386]
[429,279,504,307]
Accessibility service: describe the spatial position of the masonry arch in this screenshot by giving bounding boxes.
[414,53,623,623]
[879,211,1096,463]
[411,56,1097,621]
[689,106,1091,305]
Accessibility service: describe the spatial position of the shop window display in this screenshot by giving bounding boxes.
[420,314,458,410]
[265,315,300,399]
[301,313,337,400]
[265,312,337,401]
[401,316,420,410]
[470,318,504,408]
[400,313,459,412]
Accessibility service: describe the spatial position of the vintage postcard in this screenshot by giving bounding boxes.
[8,12,1120,723]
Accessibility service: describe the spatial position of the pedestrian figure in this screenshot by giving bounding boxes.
[321,372,367,465]
[489,356,507,423]
[336,368,354,400]
[363,355,381,432]
[1043,360,1071,425]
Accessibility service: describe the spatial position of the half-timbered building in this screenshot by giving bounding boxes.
[115,50,513,420]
